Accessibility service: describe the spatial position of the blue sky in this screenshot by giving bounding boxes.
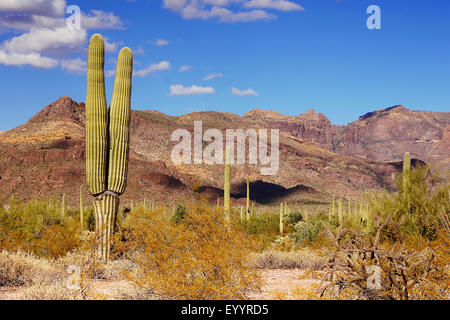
[0,0,449,131]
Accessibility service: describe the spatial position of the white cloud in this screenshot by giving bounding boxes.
[162,0,303,22]
[0,2,125,72]
[134,60,170,77]
[231,87,259,96]
[2,27,87,53]
[203,72,223,80]
[0,49,58,68]
[179,65,192,72]
[81,10,125,30]
[60,57,87,73]
[169,84,216,96]
[244,0,304,11]
[0,0,66,17]
[155,38,170,46]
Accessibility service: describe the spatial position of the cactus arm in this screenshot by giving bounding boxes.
[108,47,133,195]
[86,34,108,196]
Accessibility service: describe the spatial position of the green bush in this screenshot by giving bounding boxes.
[285,211,303,227]
[369,165,450,241]
[291,220,324,243]
[171,204,187,224]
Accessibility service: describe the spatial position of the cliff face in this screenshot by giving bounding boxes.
[333,105,450,169]
[244,108,334,151]
[0,97,409,205]
[245,105,450,170]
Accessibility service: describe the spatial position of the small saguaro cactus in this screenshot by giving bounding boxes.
[85,34,133,262]
[338,197,343,225]
[279,202,284,235]
[80,185,84,231]
[402,152,411,190]
[246,177,250,222]
[61,194,66,219]
[224,146,231,227]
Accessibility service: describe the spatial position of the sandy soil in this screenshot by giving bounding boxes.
[0,269,327,300]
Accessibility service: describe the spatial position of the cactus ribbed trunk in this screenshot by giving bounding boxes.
[86,34,133,263]
[224,146,231,227]
[93,194,119,262]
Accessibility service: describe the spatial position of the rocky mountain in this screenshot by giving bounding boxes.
[246,105,450,171]
[0,96,414,206]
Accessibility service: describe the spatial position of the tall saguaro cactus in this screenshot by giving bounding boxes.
[246,177,250,222]
[224,146,231,227]
[86,34,133,262]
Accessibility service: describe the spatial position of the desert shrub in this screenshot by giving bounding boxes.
[286,211,303,227]
[244,211,279,247]
[321,216,450,300]
[121,203,261,299]
[171,204,187,224]
[291,220,324,244]
[0,250,60,286]
[0,198,82,258]
[369,165,450,241]
[249,249,327,270]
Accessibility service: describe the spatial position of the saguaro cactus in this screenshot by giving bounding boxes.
[402,152,411,190]
[246,177,250,222]
[224,146,231,227]
[61,194,66,219]
[279,203,284,235]
[338,197,343,226]
[86,34,133,262]
[80,185,84,231]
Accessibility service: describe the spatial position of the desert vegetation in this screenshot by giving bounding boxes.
[0,153,448,300]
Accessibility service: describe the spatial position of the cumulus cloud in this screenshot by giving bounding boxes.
[0,1,125,70]
[0,0,66,17]
[179,65,192,72]
[2,27,87,54]
[231,87,259,96]
[155,38,170,46]
[203,72,223,80]
[134,60,170,77]
[244,0,304,11]
[169,84,216,96]
[162,0,303,22]
[0,49,58,68]
[60,57,87,73]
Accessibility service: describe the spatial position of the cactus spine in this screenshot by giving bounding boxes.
[86,34,133,262]
[224,146,231,227]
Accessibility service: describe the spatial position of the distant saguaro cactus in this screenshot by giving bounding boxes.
[246,177,250,222]
[86,34,133,262]
[80,185,84,231]
[61,194,66,219]
[224,146,231,227]
[279,203,284,235]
